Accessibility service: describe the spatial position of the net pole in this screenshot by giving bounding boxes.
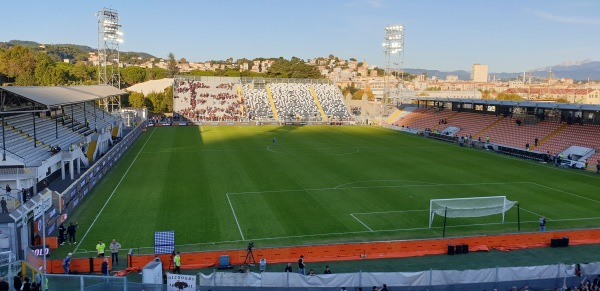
[502,197,506,223]
[517,203,521,232]
[442,207,447,237]
[429,200,433,228]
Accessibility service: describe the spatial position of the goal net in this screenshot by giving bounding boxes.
[429,196,517,228]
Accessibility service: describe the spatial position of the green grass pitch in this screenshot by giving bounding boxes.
[63,125,600,257]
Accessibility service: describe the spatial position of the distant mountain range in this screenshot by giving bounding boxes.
[0,40,155,59]
[3,39,599,81]
[404,60,600,82]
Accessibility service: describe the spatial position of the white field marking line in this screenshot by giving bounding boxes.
[333,179,439,189]
[226,181,530,196]
[81,215,600,253]
[527,182,600,205]
[73,127,156,253]
[226,193,245,241]
[350,214,373,232]
[266,144,360,156]
[520,207,550,220]
[462,143,600,181]
[200,126,203,132]
[352,209,428,215]
[233,219,572,242]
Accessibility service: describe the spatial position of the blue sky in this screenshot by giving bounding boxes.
[2,0,599,73]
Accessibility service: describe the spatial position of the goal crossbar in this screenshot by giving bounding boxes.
[429,196,517,228]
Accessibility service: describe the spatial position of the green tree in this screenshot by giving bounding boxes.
[15,71,36,86]
[267,57,322,79]
[145,92,159,112]
[496,92,523,101]
[163,86,173,113]
[72,62,96,84]
[146,68,168,80]
[166,52,179,77]
[121,66,147,86]
[0,45,36,81]
[341,82,359,96]
[128,91,146,108]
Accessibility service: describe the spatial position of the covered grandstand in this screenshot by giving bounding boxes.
[172,76,353,124]
[0,85,127,259]
[389,97,600,169]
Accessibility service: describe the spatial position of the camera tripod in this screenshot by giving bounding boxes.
[244,247,256,265]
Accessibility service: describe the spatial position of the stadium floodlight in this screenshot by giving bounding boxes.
[383,24,405,109]
[429,196,517,228]
[97,7,123,111]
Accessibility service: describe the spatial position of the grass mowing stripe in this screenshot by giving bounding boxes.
[73,127,156,253]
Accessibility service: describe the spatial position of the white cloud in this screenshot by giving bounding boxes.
[530,10,600,25]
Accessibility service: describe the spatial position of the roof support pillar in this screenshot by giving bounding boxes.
[32,112,37,148]
[55,108,58,139]
[71,105,74,132]
[2,115,5,161]
[84,102,87,128]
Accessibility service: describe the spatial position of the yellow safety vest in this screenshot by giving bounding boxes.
[174,255,181,266]
[97,243,106,253]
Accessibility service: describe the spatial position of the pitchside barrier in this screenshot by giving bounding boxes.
[198,262,600,290]
[124,229,600,272]
[148,120,356,126]
[17,261,600,290]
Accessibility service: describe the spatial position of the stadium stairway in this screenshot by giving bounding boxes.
[86,140,97,164]
[111,126,120,140]
[386,108,403,124]
[309,85,328,122]
[265,85,279,120]
[532,123,568,151]
[237,85,246,117]
[474,116,504,138]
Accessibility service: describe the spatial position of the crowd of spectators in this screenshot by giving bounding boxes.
[174,79,354,123]
[174,80,243,121]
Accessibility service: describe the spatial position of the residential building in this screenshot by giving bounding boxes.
[471,64,488,82]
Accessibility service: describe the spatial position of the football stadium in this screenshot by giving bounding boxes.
[2,3,600,291]
[0,75,599,290]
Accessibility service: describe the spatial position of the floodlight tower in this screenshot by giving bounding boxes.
[97,7,123,111]
[382,24,404,108]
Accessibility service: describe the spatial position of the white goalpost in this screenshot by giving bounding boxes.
[429,196,517,228]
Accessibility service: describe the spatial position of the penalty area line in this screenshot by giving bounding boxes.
[350,214,373,232]
[226,193,245,241]
[73,127,156,253]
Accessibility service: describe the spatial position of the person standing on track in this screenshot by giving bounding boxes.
[96,240,106,257]
[67,222,78,244]
[173,252,181,274]
[110,239,121,265]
